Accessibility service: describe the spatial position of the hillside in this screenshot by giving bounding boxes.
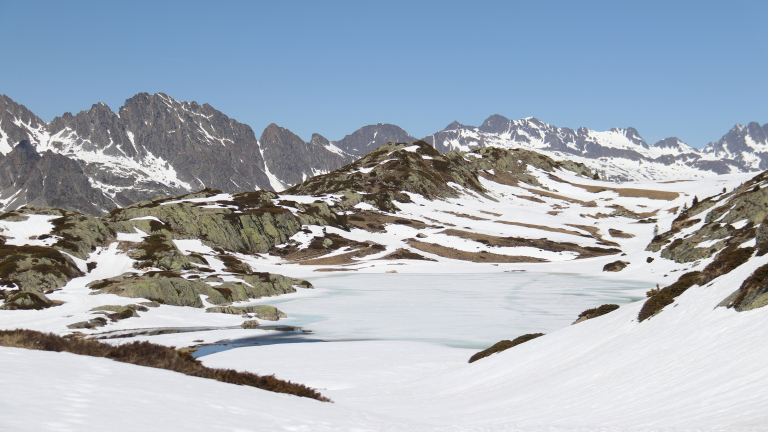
[2,140,768,430]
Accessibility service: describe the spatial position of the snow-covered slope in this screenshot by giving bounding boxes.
[2,140,768,430]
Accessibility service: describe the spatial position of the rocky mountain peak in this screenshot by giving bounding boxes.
[478,114,512,134]
[333,123,416,155]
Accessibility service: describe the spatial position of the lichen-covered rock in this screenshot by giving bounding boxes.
[89,274,220,308]
[107,190,302,253]
[719,264,768,312]
[67,317,107,329]
[48,211,116,259]
[129,232,194,271]
[651,172,768,263]
[88,271,311,308]
[0,244,83,294]
[206,305,287,321]
[241,320,260,328]
[0,291,54,310]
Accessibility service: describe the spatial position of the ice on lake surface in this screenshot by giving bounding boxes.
[216,272,652,351]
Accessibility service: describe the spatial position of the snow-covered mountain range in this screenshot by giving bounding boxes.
[424,115,768,181]
[1,92,766,215]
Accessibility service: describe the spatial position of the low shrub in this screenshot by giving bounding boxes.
[573,304,619,324]
[638,271,702,322]
[0,329,330,402]
[468,333,545,363]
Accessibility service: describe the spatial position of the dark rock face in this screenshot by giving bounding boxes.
[0,93,354,214]
[0,95,47,152]
[0,141,115,215]
[702,122,768,171]
[333,123,416,155]
[259,124,354,188]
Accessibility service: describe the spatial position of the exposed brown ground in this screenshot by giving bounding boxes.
[478,170,520,187]
[568,182,679,200]
[608,228,635,238]
[521,186,588,204]
[378,248,437,261]
[479,210,503,217]
[405,239,548,263]
[513,194,546,203]
[347,211,432,232]
[564,224,621,247]
[313,268,358,272]
[296,245,383,266]
[495,220,590,238]
[423,216,455,227]
[440,210,490,221]
[437,229,621,258]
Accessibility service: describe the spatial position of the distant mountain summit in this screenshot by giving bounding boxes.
[702,122,768,171]
[332,123,415,155]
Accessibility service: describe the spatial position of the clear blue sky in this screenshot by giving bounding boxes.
[1,0,766,148]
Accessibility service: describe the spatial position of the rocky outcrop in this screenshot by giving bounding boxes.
[108,190,303,254]
[0,291,54,310]
[603,261,629,272]
[719,264,768,312]
[287,140,596,213]
[649,171,768,263]
[206,305,287,321]
[88,271,310,308]
[0,141,115,215]
[0,244,83,294]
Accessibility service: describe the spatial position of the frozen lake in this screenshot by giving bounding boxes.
[208,272,653,351]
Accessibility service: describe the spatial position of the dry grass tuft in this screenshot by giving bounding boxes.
[469,333,545,363]
[0,329,330,402]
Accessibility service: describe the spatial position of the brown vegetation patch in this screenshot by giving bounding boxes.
[573,304,620,324]
[379,248,437,261]
[405,239,547,263]
[313,268,359,272]
[438,229,620,259]
[608,228,635,238]
[638,271,702,322]
[603,260,629,272]
[521,187,586,204]
[0,329,329,402]
[495,221,589,238]
[479,210,502,217]
[296,245,384,266]
[478,170,520,187]
[440,210,490,221]
[513,194,546,204]
[346,211,432,232]
[568,182,679,200]
[468,333,545,363]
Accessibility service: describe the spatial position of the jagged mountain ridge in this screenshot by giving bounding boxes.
[2,92,766,214]
[0,93,353,215]
[422,115,768,181]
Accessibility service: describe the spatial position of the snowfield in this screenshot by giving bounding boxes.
[1,168,767,431]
